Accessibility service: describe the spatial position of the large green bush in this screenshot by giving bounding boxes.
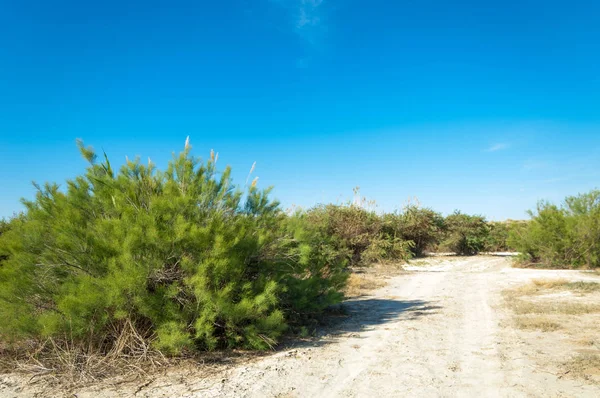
[0,141,347,354]
[510,190,600,268]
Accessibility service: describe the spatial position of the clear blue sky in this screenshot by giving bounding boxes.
[1,0,600,220]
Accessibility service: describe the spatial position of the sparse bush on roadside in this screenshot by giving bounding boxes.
[509,190,600,269]
[0,140,347,358]
[302,203,413,266]
[304,204,381,265]
[484,222,510,252]
[441,211,489,255]
[361,234,414,264]
[382,205,445,257]
[484,220,527,252]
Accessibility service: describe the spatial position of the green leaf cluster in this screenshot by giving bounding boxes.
[509,190,600,268]
[442,211,489,255]
[301,204,413,266]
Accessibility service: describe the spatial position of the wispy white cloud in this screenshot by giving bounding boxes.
[486,143,510,152]
[271,0,326,44]
[296,0,323,29]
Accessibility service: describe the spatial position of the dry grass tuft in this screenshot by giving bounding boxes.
[504,278,600,334]
[344,273,386,297]
[510,279,600,296]
[504,278,600,385]
[407,260,429,267]
[564,281,600,292]
[564,353,600,384]
[510,301,600,315]
[514,316,562,331]
[0,318,167,388]
[576,338,599,348]
[504,279,600,317]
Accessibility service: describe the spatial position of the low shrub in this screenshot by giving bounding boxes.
[441,211,489,255]
[484,220,527,252]
[509,190,600,269]
[302,204,412,266]
[383,205,445,257]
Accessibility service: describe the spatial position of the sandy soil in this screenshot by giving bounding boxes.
[3,256,600,397]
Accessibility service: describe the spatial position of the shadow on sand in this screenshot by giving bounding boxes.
[187,298,441,366]
[285,298,442,349]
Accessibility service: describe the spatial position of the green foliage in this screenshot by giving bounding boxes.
[383,206,445,256]
[0,219,11,264]
[0,219,10,237]
[510,190,600,268]
[302,204,413,266]
[361,234,414,265]
[305,204,381,265]
[484,221,527,252]
[442,211,489,255]
[0,142,347,354]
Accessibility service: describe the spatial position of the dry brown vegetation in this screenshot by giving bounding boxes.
[344,273,387,297]
[510,278,600,294]
[564,354,600,383]
[513,317,562,331]
[0,337,267,394]
[0,321,168,387]
[504,278,600,383]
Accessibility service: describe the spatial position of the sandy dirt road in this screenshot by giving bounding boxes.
[3,256,600,397]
